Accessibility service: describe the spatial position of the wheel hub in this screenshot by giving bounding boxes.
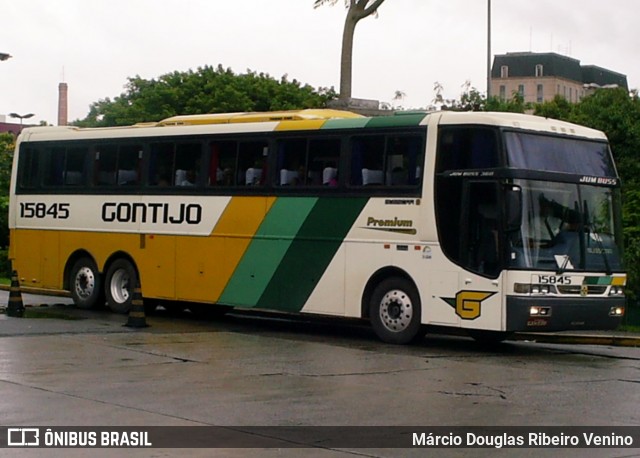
[379,289,413,333]
[110,269,130,304]
[75,267,95,299]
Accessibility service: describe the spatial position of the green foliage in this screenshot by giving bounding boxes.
[532,94,574,120]
[484,92,530,113]
[75,65,337,127]
[0,133,14,276]
[0,133,14,250]
[438,84,529,113]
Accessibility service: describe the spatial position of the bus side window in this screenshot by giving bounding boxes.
[175,143,202,186]
[209,141,238,187]
[148,143,175,187]
[42,147,66,187]
[239,141,268,186]
[437,127,499,171]
[18,146,41,189]
[42,146,89,188]
[276,138,306,186]
[350,135,422,187]
[350,136,383,186]
[385,135,423,186]
[116,144,142,186]
[62,147,89,186]
[94,145,118,186]
[309,138,339,186]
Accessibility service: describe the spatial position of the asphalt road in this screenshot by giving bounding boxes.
[1,292,639,458]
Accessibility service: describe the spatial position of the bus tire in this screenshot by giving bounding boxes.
[69,257,104,309]
[105,259,138,314]
[369,277,422,344]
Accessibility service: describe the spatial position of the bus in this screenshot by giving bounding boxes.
[8,108,626,344]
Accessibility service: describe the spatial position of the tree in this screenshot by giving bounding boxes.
[314,0,386,101]
[432,82,529,113]
[0,133,14,275]
[75,65,337,127]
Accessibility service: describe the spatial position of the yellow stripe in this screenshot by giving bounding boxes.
[11,197,274,303]
[174,196,275,301]
[612,276,626,286]
[275,120,326,131]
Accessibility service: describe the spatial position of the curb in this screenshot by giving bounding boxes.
[512,332,640,347]
[0,284,70,297]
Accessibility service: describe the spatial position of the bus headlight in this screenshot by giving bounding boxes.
[514,283,555,295]
[608,286,624,296]
[609,306,625,316]
[530,306,551,316]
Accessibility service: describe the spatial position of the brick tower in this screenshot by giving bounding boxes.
[58,82,68,126]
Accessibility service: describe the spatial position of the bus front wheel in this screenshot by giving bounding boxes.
[105,259,138,314]
[69,257,104,309]
[369,277,422,344]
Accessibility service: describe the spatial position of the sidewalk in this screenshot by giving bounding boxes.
[512,330,640,347]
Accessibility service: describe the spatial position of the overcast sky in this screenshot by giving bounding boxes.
[1,0,637,125]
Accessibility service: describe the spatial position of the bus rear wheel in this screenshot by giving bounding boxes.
[69,257,104,309]
[369,277,422,344]
[105,259,138,314]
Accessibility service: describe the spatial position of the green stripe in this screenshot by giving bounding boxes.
[256,197,368,312]
[322,118,370,129]
[364,113,426,128]
[219,198,317,306]
[584,276,612,285]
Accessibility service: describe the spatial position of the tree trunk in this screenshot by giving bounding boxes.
[337,0,386,102]
[340,11,358,101]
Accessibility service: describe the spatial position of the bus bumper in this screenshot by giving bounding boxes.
[506,296,625,332]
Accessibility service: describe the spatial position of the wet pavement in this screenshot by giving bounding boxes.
[0,291,639,457]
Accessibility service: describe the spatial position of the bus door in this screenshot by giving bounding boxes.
[456,181,502,331]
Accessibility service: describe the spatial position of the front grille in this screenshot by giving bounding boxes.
[556,285,607,295]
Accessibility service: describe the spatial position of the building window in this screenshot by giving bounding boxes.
[499,85,506,100]
[518,85,524,98]
[536,84,544,103]
[500,66,509,78]
[535,64,544,77]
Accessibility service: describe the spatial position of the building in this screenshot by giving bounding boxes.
[491,52,628,104]
[0,115,23,136]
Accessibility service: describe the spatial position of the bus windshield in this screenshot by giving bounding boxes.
[504,131,616,177]
[509,180,623,272]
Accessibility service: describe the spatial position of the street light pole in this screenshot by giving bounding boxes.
[487,0,492,99]
[9,112,35,133]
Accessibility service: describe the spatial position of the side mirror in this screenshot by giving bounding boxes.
[505,185,522,232]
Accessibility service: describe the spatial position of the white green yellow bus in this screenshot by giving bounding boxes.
[9,109,626,343]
